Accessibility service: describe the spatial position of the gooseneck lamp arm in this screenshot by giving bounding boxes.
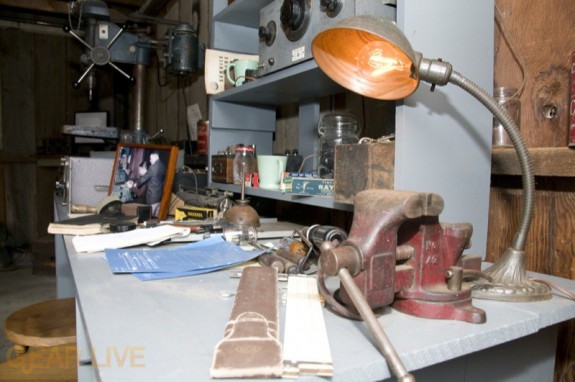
[450,71,534,250]
[417,57,551,301]
[417,57,534,251]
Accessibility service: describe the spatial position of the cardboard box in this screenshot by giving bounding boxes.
[211,155,234,183]
[291,178,334,196]
[280,173,313,193]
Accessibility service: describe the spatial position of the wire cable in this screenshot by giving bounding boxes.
[494,3,526,101]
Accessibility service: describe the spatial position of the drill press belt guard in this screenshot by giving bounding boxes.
[320,189,486,324]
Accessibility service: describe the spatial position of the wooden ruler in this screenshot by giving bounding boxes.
[283,275,334,377]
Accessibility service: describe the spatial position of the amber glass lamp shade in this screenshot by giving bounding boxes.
[312,15,420,100]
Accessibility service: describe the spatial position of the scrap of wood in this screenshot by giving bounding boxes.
[283,275,333,377]
[210,267,282,378]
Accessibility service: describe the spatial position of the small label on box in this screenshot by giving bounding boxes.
[291,178,334,196]
[175,206,217,221]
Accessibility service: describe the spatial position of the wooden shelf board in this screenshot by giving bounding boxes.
[491,147,575,177]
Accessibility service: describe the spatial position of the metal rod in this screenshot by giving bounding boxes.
[108,61,131,80]
[338,268,415,382]
[106,25,126,49]
[66,29,93,50]
[75,63,95,85]
[132,63,146,132]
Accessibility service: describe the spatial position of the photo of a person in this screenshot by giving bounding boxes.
[110,144,178,220]
[126,151,165,217]
[129,161,148,204]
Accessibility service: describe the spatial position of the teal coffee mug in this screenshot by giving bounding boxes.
[226,60,259,87]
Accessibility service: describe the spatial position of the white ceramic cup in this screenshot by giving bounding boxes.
[257,155,287,190]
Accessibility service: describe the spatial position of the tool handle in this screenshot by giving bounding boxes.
[258,254,285,273]
[275,248,309,271]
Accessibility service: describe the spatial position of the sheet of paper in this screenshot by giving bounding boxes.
[72,225,191,253]
[204,49,259,95]
[104,235,264,281]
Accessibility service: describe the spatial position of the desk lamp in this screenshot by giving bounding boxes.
[312,15,551,301]
[311,14,551,381]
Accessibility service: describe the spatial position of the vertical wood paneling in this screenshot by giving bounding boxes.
[552,190,575,279]
[494,0,575,148]
[493,2,575,379]
[0,28,37,242]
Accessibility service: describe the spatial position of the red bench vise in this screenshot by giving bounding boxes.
[320,189,486,324]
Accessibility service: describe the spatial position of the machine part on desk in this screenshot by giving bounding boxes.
[222,224,258,247]
[50,195,138,233]
[109,222,137,233]
[258,253,285,273]
[95,195,123,216]
[177,188,233,216]
[63,156,115,214]
[279,237,308,255]
[275,248,310,272]
[293,225,348,274]
[211,267,283,378]
[222,173,261,228]
[306,225,348,248]
[269,254,298,275]
[250,242,299,274]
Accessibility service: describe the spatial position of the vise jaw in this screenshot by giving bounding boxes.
[320,189,485,324]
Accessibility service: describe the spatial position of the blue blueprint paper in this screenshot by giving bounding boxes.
[104,235,264,281]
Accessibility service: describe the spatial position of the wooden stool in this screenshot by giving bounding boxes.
[0,344,77,381]
[3,298,76,354]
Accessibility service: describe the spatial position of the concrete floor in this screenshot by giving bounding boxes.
[0,252,56,363]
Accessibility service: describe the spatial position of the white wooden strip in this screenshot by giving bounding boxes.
[283,275,333,377]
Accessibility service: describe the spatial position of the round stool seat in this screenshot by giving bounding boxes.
[4,298,76,348]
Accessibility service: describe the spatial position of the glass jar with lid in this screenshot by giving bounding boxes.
[233,145,256,185]
[317,112,360,178]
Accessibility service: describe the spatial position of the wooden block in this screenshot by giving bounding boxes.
[4,298,76,348]
[211,267,282,378]
[334,142,395,204]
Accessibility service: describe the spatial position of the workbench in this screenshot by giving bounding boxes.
[54,199,575,381]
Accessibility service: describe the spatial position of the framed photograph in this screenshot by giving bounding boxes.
[109,143,179,220]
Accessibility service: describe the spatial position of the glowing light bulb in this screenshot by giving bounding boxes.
[355,41,411,83]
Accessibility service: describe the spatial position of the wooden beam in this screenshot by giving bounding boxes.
[0,0,69,14]
[492,147,575,177]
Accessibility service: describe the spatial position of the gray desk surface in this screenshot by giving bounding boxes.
[55,196,575,381]
[59,230,575,382]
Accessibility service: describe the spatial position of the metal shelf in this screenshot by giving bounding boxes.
[213,60,344,106]
[214,0,274,27]
[211,182,353,211]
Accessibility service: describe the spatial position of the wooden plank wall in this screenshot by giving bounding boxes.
[143,0,209,146]
[0,27,89,245]
[490,1,575,380]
